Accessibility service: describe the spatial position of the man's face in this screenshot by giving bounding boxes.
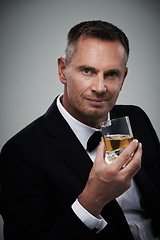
[58,37,128,128]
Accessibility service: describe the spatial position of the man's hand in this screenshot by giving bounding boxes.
[78,138,142,218]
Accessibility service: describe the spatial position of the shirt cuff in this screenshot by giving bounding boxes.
[72,199,107,234]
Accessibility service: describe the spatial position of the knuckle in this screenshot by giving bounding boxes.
[117,175,124,184]
[137,160,141,170]
[108,166,118,176]
[116,176,131,191]
[134,155,142,168]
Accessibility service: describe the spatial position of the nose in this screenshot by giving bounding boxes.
[90,74,106,94]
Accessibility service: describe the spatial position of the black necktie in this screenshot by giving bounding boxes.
[87,131,102,152]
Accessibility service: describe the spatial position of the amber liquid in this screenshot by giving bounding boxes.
[104,135,133,161]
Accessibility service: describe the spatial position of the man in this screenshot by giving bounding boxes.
[0,20,159,239]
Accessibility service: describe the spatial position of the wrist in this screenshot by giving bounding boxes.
[72,199,107,233]
[78,191,104,218]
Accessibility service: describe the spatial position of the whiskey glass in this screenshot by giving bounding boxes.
[100,116,133,164]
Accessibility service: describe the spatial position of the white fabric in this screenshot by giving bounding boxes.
[72,199,107,233]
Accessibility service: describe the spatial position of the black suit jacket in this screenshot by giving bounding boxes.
[0,97,160,239]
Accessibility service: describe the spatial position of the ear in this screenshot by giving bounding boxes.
[120,67,128,91]
[57,57,67,84]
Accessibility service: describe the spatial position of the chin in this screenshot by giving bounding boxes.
[87,110,108,120]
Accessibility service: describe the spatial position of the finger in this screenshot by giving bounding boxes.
[122,142,142,178]
[113,139,139,168]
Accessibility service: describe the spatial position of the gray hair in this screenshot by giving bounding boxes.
[64,20,130,66]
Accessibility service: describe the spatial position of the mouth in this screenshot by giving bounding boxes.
[86,98,107,106]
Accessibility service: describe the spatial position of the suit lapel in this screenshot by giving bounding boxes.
[100,199,134,239]
[44,98,93,185]
[134,167,160,212]
[111,105,160,219]
[54,131,93,184]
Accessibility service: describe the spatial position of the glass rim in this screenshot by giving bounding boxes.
[100,116,133,137]
[100,116,129,126]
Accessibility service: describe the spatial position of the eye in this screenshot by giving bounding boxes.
[82,68,91,74]
[79,66,96,76]
[109,72,117,77]
[105,70,119,79]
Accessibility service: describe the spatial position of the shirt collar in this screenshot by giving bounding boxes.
[57,94,110,150]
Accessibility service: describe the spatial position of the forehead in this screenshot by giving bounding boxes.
[71,37,127,67]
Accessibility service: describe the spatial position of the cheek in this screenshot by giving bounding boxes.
[67,73,89,97]
[107,82,122,106]
[107,82,121,95]
[66,77,82,103]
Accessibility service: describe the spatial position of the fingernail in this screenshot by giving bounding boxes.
[139,142,142,148]
[133,139,138,144]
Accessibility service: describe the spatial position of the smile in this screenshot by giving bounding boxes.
[86,98,107,106]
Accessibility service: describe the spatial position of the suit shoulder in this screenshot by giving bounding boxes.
[112,104,159,142]
[112,104,146,117]
[113,104,144,112]
[1,115,44,152]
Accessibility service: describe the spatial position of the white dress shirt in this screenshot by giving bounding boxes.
[57,95,159,239]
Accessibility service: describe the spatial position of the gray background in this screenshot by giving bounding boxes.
[0,0,160,238]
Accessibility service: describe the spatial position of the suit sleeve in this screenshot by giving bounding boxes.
[0,139,102,240]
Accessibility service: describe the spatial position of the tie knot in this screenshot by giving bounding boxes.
[87,131,102,152]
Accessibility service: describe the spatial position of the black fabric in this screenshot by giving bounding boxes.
[0,98,159,239]
[87,131,102,152]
